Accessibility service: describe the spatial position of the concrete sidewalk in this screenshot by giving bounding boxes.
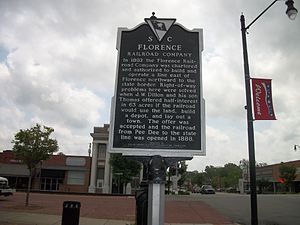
[0,211,131,225]
[0,211,239,225]
[0,192,240,225]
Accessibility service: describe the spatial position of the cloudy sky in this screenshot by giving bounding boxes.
[0,0,299,171]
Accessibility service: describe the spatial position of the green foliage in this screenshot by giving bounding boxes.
[279,163,296,191]
[109,153,141,184]
[203,163,242,189]
[177,161,188,187]
[223,163,242,188]
[12,123,58,172]
[239,158,268,169]
[11,123,58,206]
[257,178,270,193]
[188,171,205,186]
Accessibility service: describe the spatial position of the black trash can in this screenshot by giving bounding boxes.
[61,201,81,225]
[135,183,148,225]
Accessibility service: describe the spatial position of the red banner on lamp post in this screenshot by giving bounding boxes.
[251,78,276,120]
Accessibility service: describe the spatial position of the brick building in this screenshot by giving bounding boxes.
[0,124,141,194]
[0,150,91,193]
[256,160,300,193]
[240,160,300,193]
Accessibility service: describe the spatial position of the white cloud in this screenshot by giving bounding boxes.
[0,63,10,80]
[0,0,299,171]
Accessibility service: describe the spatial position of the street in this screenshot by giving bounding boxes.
[166,192,300,225]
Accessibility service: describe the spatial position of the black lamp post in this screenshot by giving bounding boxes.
[240,1,297,225]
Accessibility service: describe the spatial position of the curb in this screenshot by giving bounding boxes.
[0,211,241,225]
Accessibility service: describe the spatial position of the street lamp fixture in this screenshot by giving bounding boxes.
[286,0,298,20]
[240,1,297,225]
[294,144,300,151]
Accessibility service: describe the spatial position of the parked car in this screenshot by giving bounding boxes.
[216,188,225,192]
[226,187,238,193]
[0,177,15,197]
[192,185,201,193]
[200,185,215,194]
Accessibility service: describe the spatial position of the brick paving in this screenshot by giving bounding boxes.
[0,192,235,224]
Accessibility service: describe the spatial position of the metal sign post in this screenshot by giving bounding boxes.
[147,156,166,225]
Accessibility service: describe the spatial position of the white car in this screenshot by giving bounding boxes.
[0,177,15,197]
[200,185,216,194]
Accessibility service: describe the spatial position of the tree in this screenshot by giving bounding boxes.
[256,178,270,193]
[223,163,242,188]
[279,163,296,192]
[12,124,58,206]
[203,164,242,190]
[188,171,206,188]
[239,159,267,182]
[166,161,188,193]
[205,165,219,181]
[109,153,141,193]
[177,161,188,188]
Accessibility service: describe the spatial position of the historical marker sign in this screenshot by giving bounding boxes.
[109,15,205,157]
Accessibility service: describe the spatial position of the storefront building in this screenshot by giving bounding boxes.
[239,160,300,193]
[0,150,91,193]
[256,160,300,193]
[1,124,141,194]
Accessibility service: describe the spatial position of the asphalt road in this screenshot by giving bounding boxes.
[167,192,300,225]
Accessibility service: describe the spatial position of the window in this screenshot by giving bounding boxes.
[98,144,106,159]
[67,171,85,185]
[97,179,103,188]
[97,168,105,180]
[40,169,65,191]
[40,178,63,191]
